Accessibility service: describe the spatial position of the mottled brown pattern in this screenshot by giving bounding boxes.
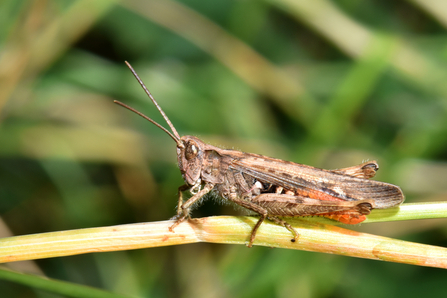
[170,136,403,247]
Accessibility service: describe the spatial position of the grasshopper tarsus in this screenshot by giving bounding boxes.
[268,216,300,245]
[169,216,184,232]
[116,62,405,247]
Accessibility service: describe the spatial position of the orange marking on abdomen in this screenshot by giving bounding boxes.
[295,188,345,202]
[323,212,367,224]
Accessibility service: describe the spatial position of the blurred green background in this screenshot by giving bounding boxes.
[1,0,447,297]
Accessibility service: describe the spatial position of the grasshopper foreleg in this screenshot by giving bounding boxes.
[169,183,214,232]
[175,184,190,215]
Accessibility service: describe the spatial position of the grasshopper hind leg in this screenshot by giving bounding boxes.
[227,194,299,247]
[268,216,299,243]
[249,215,299,247]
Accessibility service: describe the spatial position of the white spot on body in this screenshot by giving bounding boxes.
[333,186,346,197]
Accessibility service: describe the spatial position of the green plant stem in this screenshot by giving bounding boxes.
[0,267,131,298]
[0,202,446,268]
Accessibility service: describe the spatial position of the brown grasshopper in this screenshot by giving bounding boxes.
[115,61,405,247]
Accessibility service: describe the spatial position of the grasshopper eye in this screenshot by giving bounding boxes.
[185,142,198,160]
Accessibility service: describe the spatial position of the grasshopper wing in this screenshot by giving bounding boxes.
[230,154,404,209]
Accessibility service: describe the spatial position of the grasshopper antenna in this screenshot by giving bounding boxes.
[123,61,181,141]
[114,61,183,147]
[114,100,183,147]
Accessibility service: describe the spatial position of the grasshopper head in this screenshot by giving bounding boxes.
[177,136,205,186]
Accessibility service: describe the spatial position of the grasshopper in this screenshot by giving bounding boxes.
[115,61,404,247]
